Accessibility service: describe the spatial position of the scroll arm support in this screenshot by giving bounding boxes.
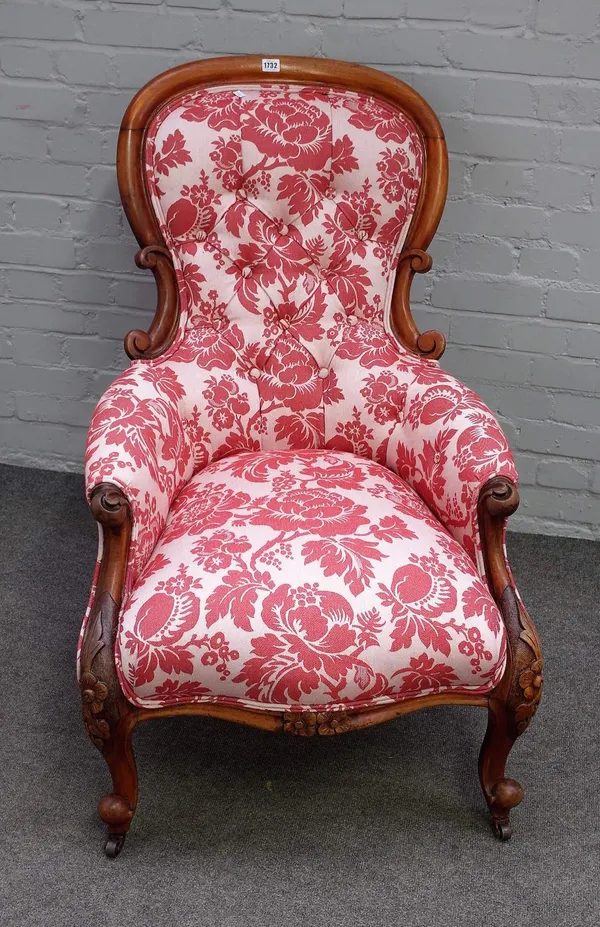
[391,248,446,360]
[124,244,180,361]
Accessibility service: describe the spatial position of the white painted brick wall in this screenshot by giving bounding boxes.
[1,0,599,540]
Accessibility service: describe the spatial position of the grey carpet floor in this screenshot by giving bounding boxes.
[1,461,599,927]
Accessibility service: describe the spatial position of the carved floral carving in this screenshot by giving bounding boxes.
[81,671,110,749]
[515,657,544,734]
[80,597,111,751]
[283,710,350,736]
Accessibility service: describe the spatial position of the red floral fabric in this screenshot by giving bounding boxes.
[85,364,195,591]
[81,82,518,708]
[115,451,506,711]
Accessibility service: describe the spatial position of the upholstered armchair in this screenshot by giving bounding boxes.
[78,56,543,858]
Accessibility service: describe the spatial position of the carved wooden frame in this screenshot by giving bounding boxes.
[81,56,542,857]
[117,54,448,361]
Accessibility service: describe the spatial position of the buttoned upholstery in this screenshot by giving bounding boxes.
[82,81,517,713]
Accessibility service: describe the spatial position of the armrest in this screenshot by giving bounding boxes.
[85,362,195,590]
[393,365,517,576]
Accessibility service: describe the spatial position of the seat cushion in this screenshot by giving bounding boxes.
[116,450,506,711]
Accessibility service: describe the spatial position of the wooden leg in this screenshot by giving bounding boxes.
[477,479,544,841]
[97,714,139,858]
[478,697,524,840]
[80,572,139,858]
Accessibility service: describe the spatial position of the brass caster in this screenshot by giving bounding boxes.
[492,820,513,841]
[104,833,126,859]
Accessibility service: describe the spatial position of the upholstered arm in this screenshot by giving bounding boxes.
[85,362,195,589]
[393,364,517,574]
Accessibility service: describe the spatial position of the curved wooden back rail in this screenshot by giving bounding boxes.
[116,55,448,360]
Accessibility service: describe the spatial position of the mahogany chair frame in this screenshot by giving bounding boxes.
[79,56,543,858]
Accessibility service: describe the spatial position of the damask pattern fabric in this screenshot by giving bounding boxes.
[82,82,518,710]
[115,451,506,711]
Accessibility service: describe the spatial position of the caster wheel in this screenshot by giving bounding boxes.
[493,821,513,841]
[104,833,126,859]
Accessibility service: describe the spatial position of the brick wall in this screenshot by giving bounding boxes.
[1,0,599,539]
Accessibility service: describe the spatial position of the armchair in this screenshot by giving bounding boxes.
[78,56,543,857]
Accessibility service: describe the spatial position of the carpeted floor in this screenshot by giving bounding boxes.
[0,462,598,927]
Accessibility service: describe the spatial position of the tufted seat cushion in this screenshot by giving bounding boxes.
[116,450,507,712]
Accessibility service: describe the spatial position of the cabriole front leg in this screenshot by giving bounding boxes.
[80,484,139,858]
[477,478,544,840]
[97,712,138,859]
[479,695,524,841]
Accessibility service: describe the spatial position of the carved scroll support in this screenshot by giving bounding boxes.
[477,476,543,839]
[82,484,139,858]
[124,244,180,360]
[391,248,446,360]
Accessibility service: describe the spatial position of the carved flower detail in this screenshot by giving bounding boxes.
[519,658,543,701]
[81,671,108,713]
[316,711,350,736]
[284,710,317,736]
[283,710,350,736]
[515,657,543,734]
[81,671,110,748]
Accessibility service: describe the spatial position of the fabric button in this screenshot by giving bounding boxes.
[249,367,261,379]
[318,367,329,379]
[236,188,247,200]
[241,265,253,278]
[279,224,289,236]
[356,229,368,241]
[326,188,336,199]
[347,315,358,325]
